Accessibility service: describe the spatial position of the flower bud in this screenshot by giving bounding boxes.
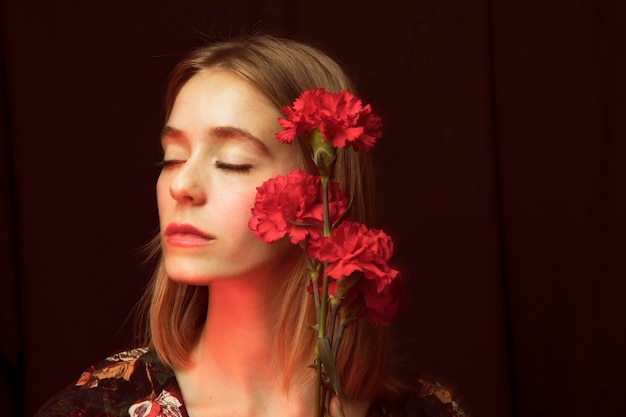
[311,128,336,179]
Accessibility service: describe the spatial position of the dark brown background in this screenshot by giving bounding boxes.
[1,1,625,417]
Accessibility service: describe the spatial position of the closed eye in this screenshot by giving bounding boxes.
[157,159,184,169]
[215,161,252,174]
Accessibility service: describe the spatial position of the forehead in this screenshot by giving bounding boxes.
[171,69,275,116]
[166,69,281,141]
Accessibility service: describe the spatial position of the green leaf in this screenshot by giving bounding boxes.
[316,337,342,395]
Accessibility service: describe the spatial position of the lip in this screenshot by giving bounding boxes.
[164,223,214,247]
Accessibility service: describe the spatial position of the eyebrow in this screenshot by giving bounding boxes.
[161,125,271,156]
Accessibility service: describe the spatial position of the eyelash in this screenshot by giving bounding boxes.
[156,159,182,169]
[215,161,252,174]
[156,160,252,174]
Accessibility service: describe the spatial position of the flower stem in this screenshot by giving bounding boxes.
[304,250,321,323]
[328,302,338,347]
[314,175,333,417]
[332,322,346,359]
[314,362,322,417]
[318,265,329,339]
[318,176,331,340]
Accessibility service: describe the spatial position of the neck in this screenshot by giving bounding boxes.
[198,274,282,383]
[171,260,372,417]
[174,264,319,417]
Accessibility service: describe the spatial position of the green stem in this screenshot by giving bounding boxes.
[332,321,346,359]
[314,175,333,417]
[318,264,329,339]
[318,176,331,340]
[314,361,322,417]
[328,302,339,348]
[304,250,321,323]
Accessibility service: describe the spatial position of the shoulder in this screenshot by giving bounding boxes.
[369,378,468,417]
[35,347,185,417]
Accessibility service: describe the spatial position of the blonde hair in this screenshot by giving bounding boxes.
[139,35,391,400]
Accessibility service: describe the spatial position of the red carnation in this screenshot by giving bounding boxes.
[308,221,400,326]
[306,221,401,326]
[357,273,403,327]
[249,170,348,244]
[308,221,401,326]
[276,88,382,153]
[307,221,398,284]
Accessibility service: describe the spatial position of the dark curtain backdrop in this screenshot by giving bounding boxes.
[1,2,624,417]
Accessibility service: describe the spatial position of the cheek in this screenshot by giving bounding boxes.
[155,177,169,214]
[216,185,257,226]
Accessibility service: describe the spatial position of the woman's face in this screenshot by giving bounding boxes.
[157,69,301,284]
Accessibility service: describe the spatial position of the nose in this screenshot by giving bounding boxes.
[168,161,207,205]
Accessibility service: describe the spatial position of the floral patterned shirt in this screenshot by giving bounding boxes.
[35,348,466,417]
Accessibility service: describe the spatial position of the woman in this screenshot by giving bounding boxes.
[36,35,466,417]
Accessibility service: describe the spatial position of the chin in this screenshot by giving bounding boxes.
[163,262,211,284]
[163,262,249,284]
